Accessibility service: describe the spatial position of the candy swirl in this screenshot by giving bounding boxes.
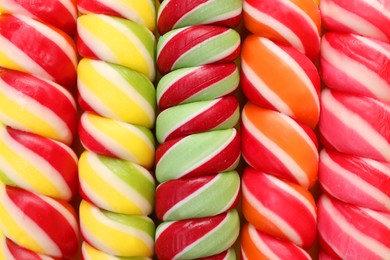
[154,2,242,259]
[77,1,157,258]
[0,4,79,258]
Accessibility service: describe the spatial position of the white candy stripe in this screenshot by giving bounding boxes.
[91,60,154,122]
[241,247,249,260]
[356,35,390,59]
[203,9,242,24]
[266,174,316,218]
[244,2,304,53]
[242,112,311,187]
[248,224,281,260]
[0,35,52,80]
[322,39,390,102]
[364,158,390,178]
[243,182,302,245]
[99,15,154,79]
[321,0,387,41]
[362,208,390,229]
[87,152,151,213]
[172,30,239,69]
[163,174,221,219]
[160,99,218,141]
[261,37,319,113]
[80,179,112,210]
[0,187,61,256]
[242,60,292,116]
[0,79,72,143]
[80,218,117,254]
[321,151,390,211]
[174,211,235,259]
[16,15,76,67]
[321,196,390,258]
[322,90,390,161]
[0,127,72,200]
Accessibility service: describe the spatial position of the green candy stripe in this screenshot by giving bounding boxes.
[99,155,155,200]
[112,16,155,62]
[163,171,240,221]
[156,65,239,107]
[163,0,242,29]
[178,209,240,259]
[156,129,239,183]
[156,99,239,143]
[165,28,240,70]
[102,210,155,236]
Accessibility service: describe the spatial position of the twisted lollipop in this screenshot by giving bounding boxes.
[0,2,79,257]
[76,1,157,257]
[154,1,243,259]
[240,0,321,258]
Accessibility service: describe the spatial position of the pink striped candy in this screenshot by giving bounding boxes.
[319,149,390,213]
[320,0,390,43]
[0,0,77,36]
[157,64,239,110]
[243,0,321,60]
[319,89,390,163]
[0,185,79,257]
[318,194,390,260]
[242,167,317,249]
[241,223,311,260]
[320,32,390,104]
[0,14,77,89]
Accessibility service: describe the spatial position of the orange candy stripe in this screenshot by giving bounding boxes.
[244,102,318,187]
[242,36,319,128]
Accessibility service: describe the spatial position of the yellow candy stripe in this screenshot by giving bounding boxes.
[0,132,71,200]
[79,151,152,215]
[82,242,152,260]
[78,58,155,128]
[0,81,72,145]
[77,14,155,80]
[80,201,154,257]
[81,113,154,168]
[0,185,56,255]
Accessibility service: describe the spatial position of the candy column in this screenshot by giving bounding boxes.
[240,0,321,258]
[154,1,242,259]
[0,1,79,258]
[76,1,157,258]
[317,1,390,258]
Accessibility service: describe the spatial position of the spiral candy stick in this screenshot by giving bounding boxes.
[240,0,321,258]
[318,1,390,258]
[154,1,243,259]
[0,1,79,258]
[76,1,157,258]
